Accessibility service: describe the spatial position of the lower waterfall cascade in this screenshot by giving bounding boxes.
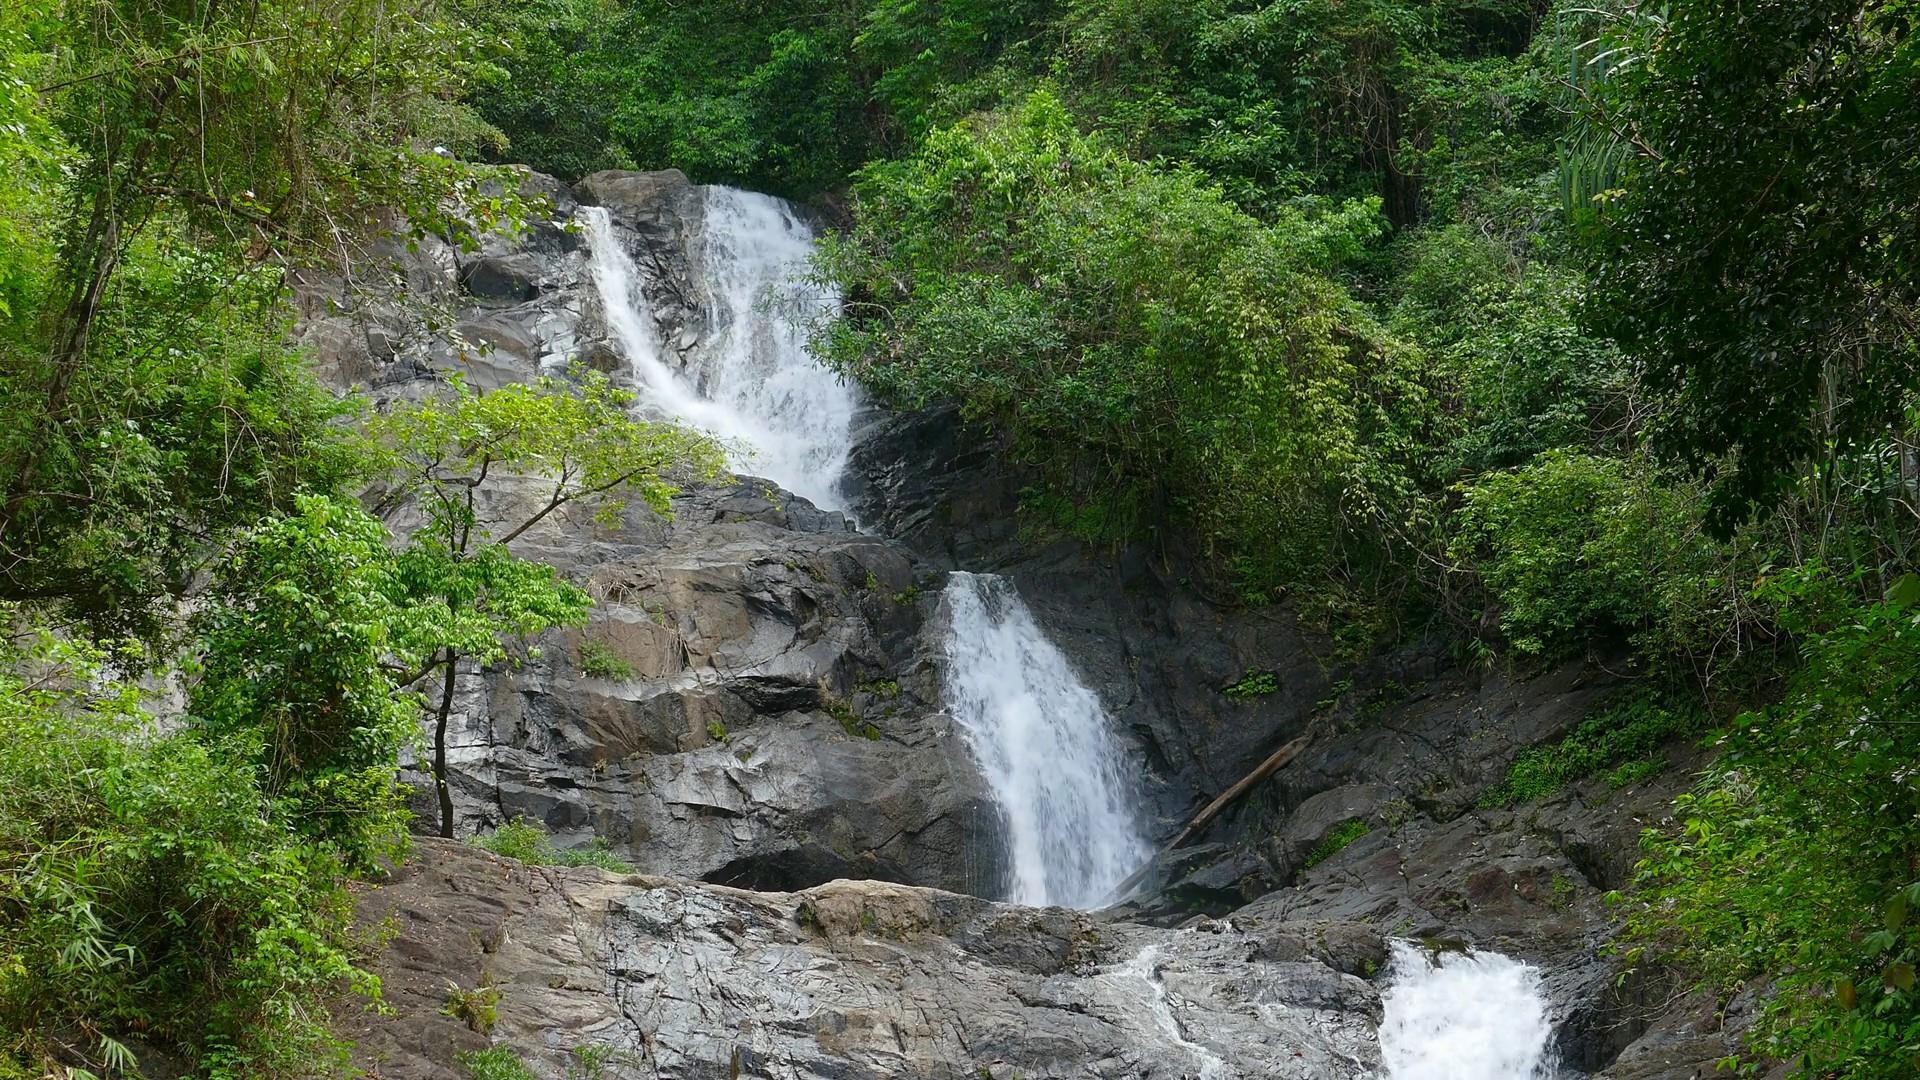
[1377,940,1557,1079]
[938,571,1153,909]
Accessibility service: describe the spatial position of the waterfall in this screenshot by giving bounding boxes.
[1378,941,1557,1080]
[580,190,857,511]
[941,572,1151,908]
[587,190,1150,908]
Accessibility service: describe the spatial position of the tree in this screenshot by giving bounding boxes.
[816,91,1425,598]
[0,0,526,638]
[1581,0,1920,530]
[192,494,435,870]
[366,372,723,836]
[0,624,377,1078]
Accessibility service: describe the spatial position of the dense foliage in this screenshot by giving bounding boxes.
[0,2,719,1074]
[817,91,1422,594]
[0,629,374,1078]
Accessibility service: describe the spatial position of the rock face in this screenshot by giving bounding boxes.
[304,169,1745,1078]
[297,173,1000,896]
[348,840,1384,1080]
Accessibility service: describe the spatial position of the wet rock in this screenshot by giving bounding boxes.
[348,840,1386,1080]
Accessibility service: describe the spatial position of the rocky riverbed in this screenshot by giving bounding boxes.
[304,169,1751,1078]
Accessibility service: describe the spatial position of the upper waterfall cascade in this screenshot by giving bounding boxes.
[581,189,857,511]
[940,571,1152,908]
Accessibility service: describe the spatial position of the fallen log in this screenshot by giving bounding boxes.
[1107,734,1310,903]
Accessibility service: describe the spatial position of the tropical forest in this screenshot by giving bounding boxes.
[1,1,1917,1078]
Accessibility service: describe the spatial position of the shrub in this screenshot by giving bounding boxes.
[1303,820,1371,869]
[577,638,635,680]
[460,1045,539,1080]
[1480,694,1705,807]
[0,630,375,1078]
[1450,450,1739,662]
[1620,566,1920,1075]
[818,90,1431,599]
[1222,671,1279,699]
[472,818,634,873]
[442,981,503,1035]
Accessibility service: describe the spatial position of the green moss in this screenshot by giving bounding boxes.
[1223,670,1279,699]
[706,719,729,742]
[1303,819,1371,868]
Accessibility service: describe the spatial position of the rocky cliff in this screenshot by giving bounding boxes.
[302,169,1748,1078]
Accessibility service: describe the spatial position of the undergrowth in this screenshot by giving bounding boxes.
[471,818,634,872]
[1481,694,1706,808]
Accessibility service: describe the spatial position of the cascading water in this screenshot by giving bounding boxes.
[1377,941,1557,1080]
[581,190,857,511]
[587,190,1150,911]
[940,571,1152,908]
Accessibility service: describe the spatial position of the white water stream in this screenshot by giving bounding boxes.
[940,572,1152,908]
[1378,941,1557,1079]
[582,189,856,511]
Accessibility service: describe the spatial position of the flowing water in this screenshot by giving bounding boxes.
[1378,941,1557,1080]
[581,190,857,511]
[582,186,1567,1071]
[1106,944,1230,1080]
[940,572,1152,908]
[586,191,1151,909]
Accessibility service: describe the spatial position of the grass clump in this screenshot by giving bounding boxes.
[441,980,502,1034]
[1303,819,1371,868]
[471,818,634,873]
[821,690,882,740]
[1481,694,1703,808]
[576,638,635,680]
[460,1045,538,1080]
[1223,670,1279,699]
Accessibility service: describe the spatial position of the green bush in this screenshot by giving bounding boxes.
[1222,671,1280,699]
[193,494,431,871]
[472,818,634,873]
[460,1045,539,1080]
[576,638,635,680]
[1450,451,1737,661]
[1621,566,1920,1075]
[819,91,1432,598]
[0,630,375,1078]
[1303,820,1371,869]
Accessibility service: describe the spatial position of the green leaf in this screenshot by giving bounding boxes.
[1882,961,1915,993]
[1890,890,1910,933]
[1889,573,1920,609]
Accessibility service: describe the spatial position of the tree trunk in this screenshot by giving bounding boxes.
[434,647,458,838]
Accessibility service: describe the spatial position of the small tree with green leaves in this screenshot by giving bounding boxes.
[367,371,723,836]
[192,493,437,870]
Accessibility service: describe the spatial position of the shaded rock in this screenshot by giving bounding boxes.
[459,252,544,303]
